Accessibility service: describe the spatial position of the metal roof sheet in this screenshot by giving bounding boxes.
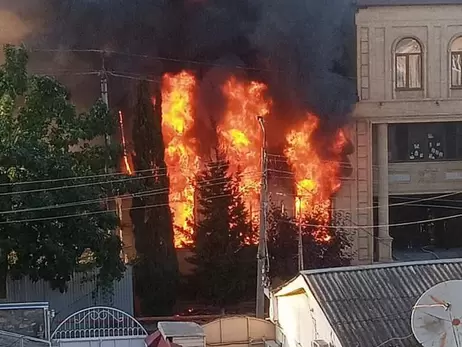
[300,259,462,347]
[357,0,462,6]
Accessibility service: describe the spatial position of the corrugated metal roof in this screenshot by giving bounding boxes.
[357,0,462,6]
[300,259,462,347]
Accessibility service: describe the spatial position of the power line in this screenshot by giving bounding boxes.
[0,172,260,216]
[0,158,234,187]
[0,192,236,225]
[278,210,462,229]
[29,48,283,73]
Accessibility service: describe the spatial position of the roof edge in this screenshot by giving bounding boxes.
[300,258,462,276]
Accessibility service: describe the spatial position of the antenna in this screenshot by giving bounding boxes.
[411,280,462,346]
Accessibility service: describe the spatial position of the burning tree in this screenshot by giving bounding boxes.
[187,157,256,310]
[130,80,179,316]
[0,45,125,291]
[267,205,352,283]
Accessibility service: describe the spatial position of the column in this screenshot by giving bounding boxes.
[377,123,393,262]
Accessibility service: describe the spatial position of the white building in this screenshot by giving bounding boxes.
[335,0,462,265]
[270,258,462,347]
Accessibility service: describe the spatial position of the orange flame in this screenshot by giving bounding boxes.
[161,71,200,247]
[285,114,346,241]
[118,110,133,175]
[218,77,271,223]
[156,71,345,247]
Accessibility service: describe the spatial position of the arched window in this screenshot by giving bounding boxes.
[451,37,462,87]
[395,38,422,90]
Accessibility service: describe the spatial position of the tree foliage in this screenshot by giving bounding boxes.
[0,45,126,291]
[267,205,351,283]
[188,157,256,310]
[130,80,179,316]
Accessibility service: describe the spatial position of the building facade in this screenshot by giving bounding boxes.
[336,0,462,264]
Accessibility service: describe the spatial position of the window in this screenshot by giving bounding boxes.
[395,38,423,90]
[451,37,462,88]
[388,122,462,162]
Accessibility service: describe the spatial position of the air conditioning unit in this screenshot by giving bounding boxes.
[312,340,330,347]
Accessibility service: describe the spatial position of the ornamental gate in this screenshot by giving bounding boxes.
[51,307,147,347]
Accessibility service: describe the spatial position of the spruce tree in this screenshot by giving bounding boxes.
[267,206,351,283]
[188,157,256,311]
[130,81,179,316]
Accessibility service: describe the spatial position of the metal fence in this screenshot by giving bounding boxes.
[0,266,134,325]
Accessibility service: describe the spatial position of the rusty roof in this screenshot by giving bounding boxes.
[300,259,462,347]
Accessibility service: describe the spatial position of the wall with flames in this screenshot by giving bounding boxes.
[119,71,347,248]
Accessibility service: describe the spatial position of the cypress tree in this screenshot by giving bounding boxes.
[130,81,179,316]
[188,156,256,311]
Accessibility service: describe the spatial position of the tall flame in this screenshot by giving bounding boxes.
[285,114,346,241]
[153,71,346,247]
[118,110,133,175]
[161,71,200,247]
[218,77,271,222]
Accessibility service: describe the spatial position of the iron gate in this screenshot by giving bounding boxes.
[51,307,147,347]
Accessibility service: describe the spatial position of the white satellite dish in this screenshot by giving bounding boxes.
[411,280,462,346]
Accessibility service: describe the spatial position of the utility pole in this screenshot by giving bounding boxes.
[297,196,304,272]
[256,116,268,319]
[99,51,111,176]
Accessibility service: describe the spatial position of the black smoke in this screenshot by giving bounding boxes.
[0,0,357,139]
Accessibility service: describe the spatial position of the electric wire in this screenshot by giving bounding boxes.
[0,192,236,225]
[0,172,260,216]
[29,48,283,73]
[0,161,254,196]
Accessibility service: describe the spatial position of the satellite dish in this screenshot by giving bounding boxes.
[411,280,462,346]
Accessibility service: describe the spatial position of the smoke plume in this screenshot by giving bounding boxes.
[0,0,357,135]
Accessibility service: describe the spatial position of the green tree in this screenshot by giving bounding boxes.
[188,157,256,311]
[130,80,179,316]
[0,45,125,291]
[267,206,351,283]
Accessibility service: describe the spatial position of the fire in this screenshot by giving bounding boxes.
[152,70,345,247]
[285,114,346,241]
[218,77,271,222]
[161,71,200,247]
[118,110,133,175]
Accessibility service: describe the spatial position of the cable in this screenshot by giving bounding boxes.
[277,210,462,229]
[29,48,283,74]
[373,334,413,347]
[0,162,256,196]
[0,172,260,215]
[0,192,236,225]
[0,157,234,187]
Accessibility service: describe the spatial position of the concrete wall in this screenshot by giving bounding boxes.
[271,277,342,347]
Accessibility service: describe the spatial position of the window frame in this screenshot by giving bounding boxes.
[450,37,462,89]
[394,38,423,91]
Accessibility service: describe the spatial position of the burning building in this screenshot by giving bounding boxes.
[117,68,352,253]
[3,0,363,263]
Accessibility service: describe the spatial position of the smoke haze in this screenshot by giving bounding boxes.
[0,0,356,133]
